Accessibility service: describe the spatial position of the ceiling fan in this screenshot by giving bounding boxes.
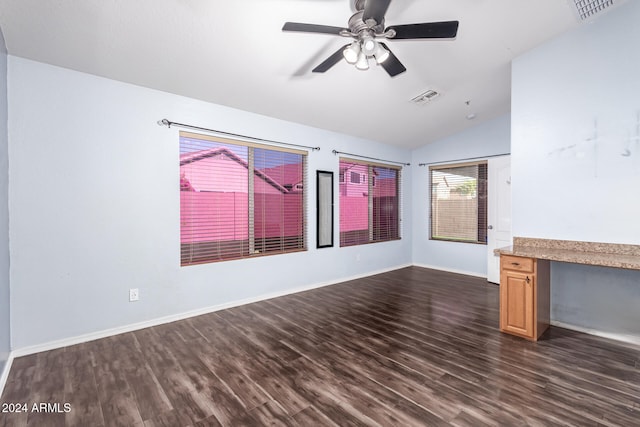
[282,0,459,77]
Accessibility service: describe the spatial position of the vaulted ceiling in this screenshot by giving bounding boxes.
[0,0,585,148]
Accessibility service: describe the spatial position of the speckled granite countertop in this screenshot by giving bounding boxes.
[494,237,640,271]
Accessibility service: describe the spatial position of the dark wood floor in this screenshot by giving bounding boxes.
[2,266,640,426]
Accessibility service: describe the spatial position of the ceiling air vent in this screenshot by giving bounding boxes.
[570,0,626,22]
[412,89,440,104]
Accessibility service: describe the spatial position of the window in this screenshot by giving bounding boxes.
[430,162,487,244]
[179,131,307,265]
[339,159,401,247]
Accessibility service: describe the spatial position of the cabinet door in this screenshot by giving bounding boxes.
[500,270,534,338]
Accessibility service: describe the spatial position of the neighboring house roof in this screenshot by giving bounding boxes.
[261,163,304,191]
[180,147,290,194]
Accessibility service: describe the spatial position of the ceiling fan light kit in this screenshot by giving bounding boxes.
[343,42,361,64]
[343,37,389,70]
[361,36,377,55]
[356,51,369,70]
[373,43,390,64]
[282,0,459,77]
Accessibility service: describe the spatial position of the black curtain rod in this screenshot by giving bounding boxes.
[332,150,410,167]
[158,119,321,152]
[418,152,510,167]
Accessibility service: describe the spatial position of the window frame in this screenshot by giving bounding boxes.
[339,158,401,247]
[429,160,487,245]
[179,131,308,266]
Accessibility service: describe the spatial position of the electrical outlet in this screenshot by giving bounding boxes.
[129,288,139,302]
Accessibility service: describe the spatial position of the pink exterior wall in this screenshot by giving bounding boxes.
[180,192,249,243]
[254,193,304,239]
[254,174,285,195]
[181,192,303,243]
[340,196,368,232]
[181,155,282,195]
[262,164,303,189]
[182,156,245,193]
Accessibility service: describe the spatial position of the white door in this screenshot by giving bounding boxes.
[487,156,512,284]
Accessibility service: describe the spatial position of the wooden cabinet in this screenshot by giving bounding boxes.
[499,254,550,340]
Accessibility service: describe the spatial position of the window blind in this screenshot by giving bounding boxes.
[180,131,307,265]
[430,161,487,244]
[339,158,401,247]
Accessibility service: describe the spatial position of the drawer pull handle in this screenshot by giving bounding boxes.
[511,262,520,266]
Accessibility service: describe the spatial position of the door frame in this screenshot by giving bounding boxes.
[487,155,512,283]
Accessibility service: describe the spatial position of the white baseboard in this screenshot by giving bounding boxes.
[550,321,640,346]
[0,352,15,399]
[412,263,487,279]
[11,263,412,358]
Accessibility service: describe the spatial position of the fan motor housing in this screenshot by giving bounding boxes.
[348,10,385,35]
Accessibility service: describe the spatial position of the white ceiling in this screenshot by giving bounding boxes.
[0,0,583,148]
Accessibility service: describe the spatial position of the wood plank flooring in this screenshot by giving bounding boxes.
[2,266,640,426]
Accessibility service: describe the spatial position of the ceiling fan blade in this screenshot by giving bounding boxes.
[282,22,348,35]
[363,0,391,26]
[386,21,459,39]
[378,43,406,77]
[312,44,350,73]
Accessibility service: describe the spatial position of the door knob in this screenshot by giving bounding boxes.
[488,225,494,230]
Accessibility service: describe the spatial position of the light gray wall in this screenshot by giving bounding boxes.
[411,114,511,276]
[8,56,412,350]
[552,263,640,340]
[0,26,10,376]
[512,2,640,341]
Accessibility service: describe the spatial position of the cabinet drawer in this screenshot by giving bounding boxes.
[501,255,534,273]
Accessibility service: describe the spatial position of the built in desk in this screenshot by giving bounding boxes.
[494,237,640,341]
